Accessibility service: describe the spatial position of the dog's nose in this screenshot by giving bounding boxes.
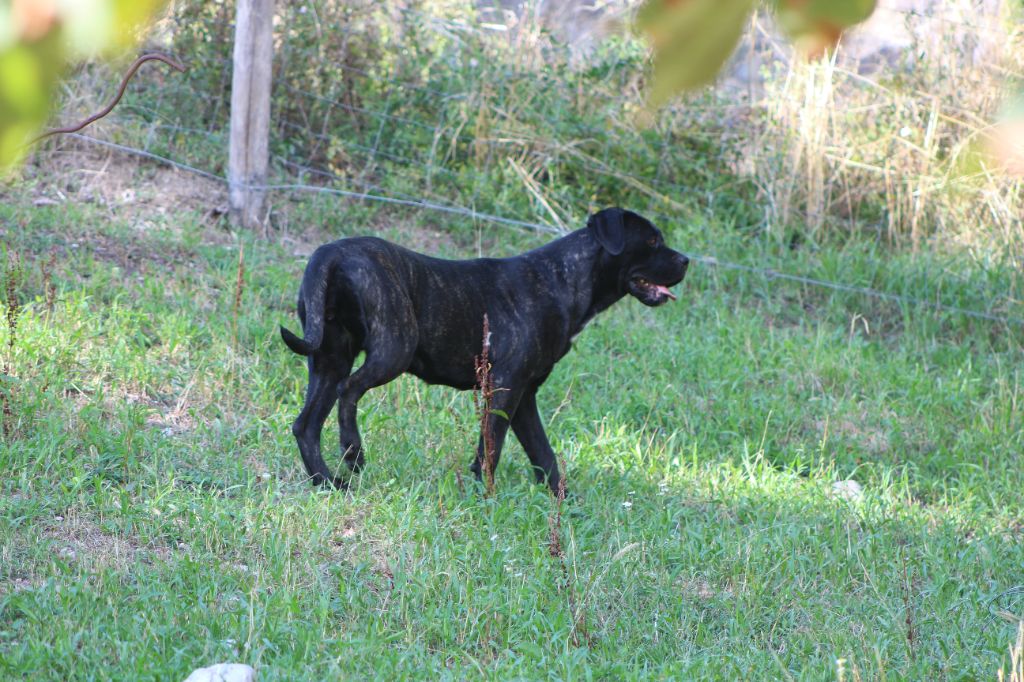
[676,253,689,272]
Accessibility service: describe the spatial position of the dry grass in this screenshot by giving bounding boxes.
[726,5,1024,249]
[450,1,1024,252]
[1001,622,1024,682]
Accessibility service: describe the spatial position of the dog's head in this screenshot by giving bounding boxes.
[588,208,689,306]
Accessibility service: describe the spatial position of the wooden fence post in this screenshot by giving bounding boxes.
[229,0,274,229]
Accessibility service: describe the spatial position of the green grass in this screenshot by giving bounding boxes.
[6,3,1022,677]
[1,186,1023,680]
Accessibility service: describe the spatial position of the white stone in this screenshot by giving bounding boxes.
[182,663,255,682]
[831,479,864,502]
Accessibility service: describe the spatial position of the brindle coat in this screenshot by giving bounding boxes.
[281,207,689,492]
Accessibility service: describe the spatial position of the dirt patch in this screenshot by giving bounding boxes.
[25,145,225,225]
[0,577,44,595]
[22,144,469,260]
[62,378,204,438]
[815,408,894,456]
[5,147,233,282]
[42,512,169,572]
[321,511,395,587]
[66,230,204,279]
[142,384,201,437]
[674,575,737,601]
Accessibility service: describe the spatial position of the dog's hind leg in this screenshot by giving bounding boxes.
[292,351,351,488]
[335,337,415,476]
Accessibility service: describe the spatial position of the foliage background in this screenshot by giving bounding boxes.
[2,1,1024,679]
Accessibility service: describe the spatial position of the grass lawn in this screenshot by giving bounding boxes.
[1,173,1023,680]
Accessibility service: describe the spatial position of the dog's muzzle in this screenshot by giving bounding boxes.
[628,252,689,306]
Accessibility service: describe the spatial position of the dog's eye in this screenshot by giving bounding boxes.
[647,237,658,247]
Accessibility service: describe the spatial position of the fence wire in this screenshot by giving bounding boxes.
[61,131,1024,329]
[32,2,1024,331]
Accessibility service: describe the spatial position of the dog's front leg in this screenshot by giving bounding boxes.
[510,388,562,494]
[469,389,522,487]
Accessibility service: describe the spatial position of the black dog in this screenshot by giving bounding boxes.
[281,207,688,492]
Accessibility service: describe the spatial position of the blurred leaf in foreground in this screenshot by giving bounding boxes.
[774,0,876,57]
[637,0,756,107]
[637,0,876,106]
[970,94,1024,177]
[985,119,1024,175]
[0,0,165,170]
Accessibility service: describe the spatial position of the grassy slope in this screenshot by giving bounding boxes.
[1,179,1023,680]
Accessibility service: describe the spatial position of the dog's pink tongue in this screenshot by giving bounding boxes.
[655,285,677,301]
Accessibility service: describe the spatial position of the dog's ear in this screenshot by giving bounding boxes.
[588,208,625,256]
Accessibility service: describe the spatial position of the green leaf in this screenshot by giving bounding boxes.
[637,0,757,106]
[637,0,877,105]
[0,34,65,169]
[774,0,876,55]
[1,1,166,171]
[783,0,876,27]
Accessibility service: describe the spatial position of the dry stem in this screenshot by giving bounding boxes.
[473,314,497,496]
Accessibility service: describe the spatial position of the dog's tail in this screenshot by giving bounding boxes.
[280,248,334,356]
[280,325,316,355]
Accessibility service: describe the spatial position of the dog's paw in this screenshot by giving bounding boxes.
[342,444,365,472]
[551,486,574,503]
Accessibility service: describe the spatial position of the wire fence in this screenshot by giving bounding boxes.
[65,129,1024,330]
[35,1,1024,330]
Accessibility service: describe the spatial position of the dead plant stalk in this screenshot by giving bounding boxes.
[999,622,1024,682]
[231,243,245,346]
[473,314,497,496]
